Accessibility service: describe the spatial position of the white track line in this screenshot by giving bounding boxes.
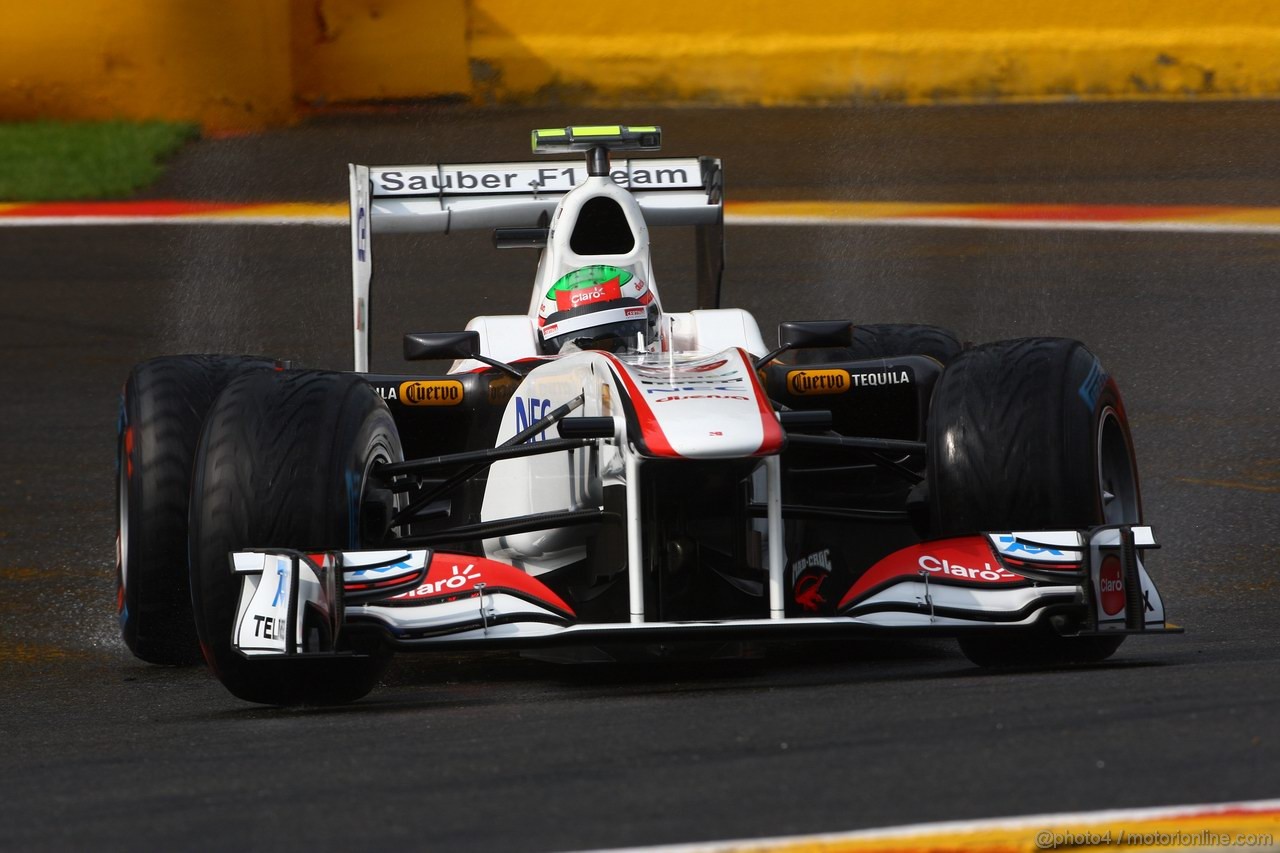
[723,214,1280,234]
[4,212,1280,235]
[585,798,1280,853]
[0,215,348,227]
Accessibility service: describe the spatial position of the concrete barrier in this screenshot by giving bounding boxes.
[468,0,1280,104]
[3,0,1280,130]
[0,1,294,129]
[291,0,469,106]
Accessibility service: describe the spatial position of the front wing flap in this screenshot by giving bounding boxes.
[834,524,1168,633]
[228,525,1174,657]
[988,524,1167,632]
[230,548,431,658]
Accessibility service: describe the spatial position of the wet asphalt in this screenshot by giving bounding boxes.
[1,101,1278,851]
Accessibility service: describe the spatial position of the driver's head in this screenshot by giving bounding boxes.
[537,265,658,354]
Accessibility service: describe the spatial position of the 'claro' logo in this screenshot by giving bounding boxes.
[1098,555,1126,616]
[398,380,465,407]
[786,369,849,396]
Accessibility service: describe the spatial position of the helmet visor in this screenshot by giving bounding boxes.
[540,302,653,354]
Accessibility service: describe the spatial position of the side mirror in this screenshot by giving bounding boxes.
[403,330,525,379]
[778,321,853,349]
[755,321,853,368]
[403,331,480,361]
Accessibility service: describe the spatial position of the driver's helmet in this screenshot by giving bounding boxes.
[537,264,658,354]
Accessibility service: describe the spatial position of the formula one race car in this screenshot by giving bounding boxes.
[116,124,1178,705]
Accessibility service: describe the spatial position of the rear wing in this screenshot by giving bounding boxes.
[347,157,724,372]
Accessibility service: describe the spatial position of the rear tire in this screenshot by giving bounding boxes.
[116,355,274,665]
[811,323,963,366]
[188,370,401,705]
[926,337,1140,667]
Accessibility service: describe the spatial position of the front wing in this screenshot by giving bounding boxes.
[228,524,1176,659]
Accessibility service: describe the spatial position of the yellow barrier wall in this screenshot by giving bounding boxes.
[0,1,294,129]
[4,1,1280,129]
[290,0,469,105]
[468,0,1280,104]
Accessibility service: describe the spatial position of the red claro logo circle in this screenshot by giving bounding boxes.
[1098,555,1125,616]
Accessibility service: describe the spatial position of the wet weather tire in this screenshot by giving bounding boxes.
[926,337,1140,666]
[116,355,274,665]
[188,370,401,705]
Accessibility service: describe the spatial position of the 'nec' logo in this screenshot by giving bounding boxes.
[515,397,551,441]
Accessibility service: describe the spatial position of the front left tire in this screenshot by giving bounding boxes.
[188,370,401,705]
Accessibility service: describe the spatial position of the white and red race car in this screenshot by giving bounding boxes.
[116,125,1177,705]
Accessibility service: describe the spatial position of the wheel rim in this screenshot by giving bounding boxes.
[356,434,401,547]
[1097,407,1139,525]
[117,442,129,608]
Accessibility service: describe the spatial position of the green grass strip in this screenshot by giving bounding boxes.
[0,120,199,201]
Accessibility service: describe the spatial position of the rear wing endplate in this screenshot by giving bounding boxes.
[347,157,723,371]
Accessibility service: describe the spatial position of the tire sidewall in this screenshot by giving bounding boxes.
[1061,346,1143,528]
[116,355,272,664]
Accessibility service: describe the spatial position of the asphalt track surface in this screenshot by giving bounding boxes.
[2,103,1278,851]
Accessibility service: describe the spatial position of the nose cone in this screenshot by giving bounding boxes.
[605,349,784,459]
